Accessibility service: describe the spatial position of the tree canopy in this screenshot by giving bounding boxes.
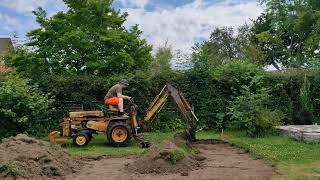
[191,0,320,70]
[18,0,152,76]
[150,42,173,74]
[191,27,240,70]
[252,0,320,68]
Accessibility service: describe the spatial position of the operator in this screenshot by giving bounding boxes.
[104,79,132,117]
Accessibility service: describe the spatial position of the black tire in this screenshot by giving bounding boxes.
[73,132,90,147]
[83,130,93,142]
[107,121,133,147]
[87,132,93,141]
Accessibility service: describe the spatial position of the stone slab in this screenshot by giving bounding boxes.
[277,125,320,143]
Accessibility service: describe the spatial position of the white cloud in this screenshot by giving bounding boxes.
[45,0,68,17]
[120,0,263,53]
[0,12,28,37]
[0,13,18,26]
[0,0,67,38]
[0,0,44,14]
[0,0,263,58]
[119,0,150,8]
[0,13,19,33]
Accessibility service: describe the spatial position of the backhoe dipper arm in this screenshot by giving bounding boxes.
[144,84,198,129]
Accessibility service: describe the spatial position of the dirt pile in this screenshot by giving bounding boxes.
[126,140,202,175]
[0,134,82,179]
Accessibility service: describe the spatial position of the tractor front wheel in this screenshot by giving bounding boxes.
[107,121,132,147]
[73,132,90,147]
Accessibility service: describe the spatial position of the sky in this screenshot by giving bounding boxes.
[0,0,264,53]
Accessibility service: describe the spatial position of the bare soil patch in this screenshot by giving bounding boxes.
[188,139,278,179]
[0,134,82,179]
[1,135,277,180]
[60,139,278,180]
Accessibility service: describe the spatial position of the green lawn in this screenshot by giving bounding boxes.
[64,131,320,178]
[64,132,175,157]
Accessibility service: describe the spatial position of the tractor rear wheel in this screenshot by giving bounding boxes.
[107,121,132,147]
[73,132,90,147]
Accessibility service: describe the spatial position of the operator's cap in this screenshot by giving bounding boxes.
[119,79,129,86]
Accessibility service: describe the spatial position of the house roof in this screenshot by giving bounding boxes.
[0,38,12,73]
[0,64,9,73]
[0,38,13,53]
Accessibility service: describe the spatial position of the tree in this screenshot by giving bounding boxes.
[150,41,173,74]
[24,0,152,76]
[191,27,245,70]
[251,0,320,69]
[237,24,266,67]
[5,47,47,82]
[5,0,153,118]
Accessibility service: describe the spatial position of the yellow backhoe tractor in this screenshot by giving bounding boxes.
[49,84,198,148]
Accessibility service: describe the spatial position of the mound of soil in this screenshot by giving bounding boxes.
[0,134,82,179]
[126,140,202,175]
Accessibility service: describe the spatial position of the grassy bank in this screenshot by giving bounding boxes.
[63,131,320,177]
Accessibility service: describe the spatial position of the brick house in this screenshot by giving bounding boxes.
[0,38,13,73]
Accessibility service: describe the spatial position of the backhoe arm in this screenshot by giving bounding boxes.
[144,85,170,122]
[144,84,198,141]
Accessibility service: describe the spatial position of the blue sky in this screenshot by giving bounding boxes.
[0,0,263,52]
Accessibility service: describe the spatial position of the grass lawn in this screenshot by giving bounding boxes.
[64,131,320,178]
[64,132,175,157]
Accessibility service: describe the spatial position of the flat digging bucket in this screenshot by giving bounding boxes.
[48,131,68,144]
[134,133,150,148]
[174,128,197,143]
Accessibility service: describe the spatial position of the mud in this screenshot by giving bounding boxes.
[60,139,278,180]
[0,134,82,179]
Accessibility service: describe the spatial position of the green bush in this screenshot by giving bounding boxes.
[264,72,297,125]
[174,69,224,130]
[256,109,284,133]
[265,69,320,125]
[213,61,266,97]
[299,73,314,124]
[0,74,53,138]
[227,86,283,136]
[151,117,186,132]
[211,62,267,130]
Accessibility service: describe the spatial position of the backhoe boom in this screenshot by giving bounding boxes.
[144,84,198,141]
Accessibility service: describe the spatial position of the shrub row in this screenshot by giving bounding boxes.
[2,62,319,137]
